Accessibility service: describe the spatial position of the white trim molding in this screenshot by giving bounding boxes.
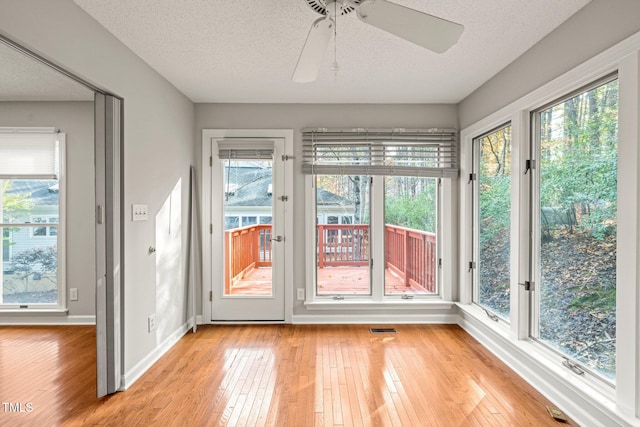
[0,312,95,325]
[303,299,455,311]
[120,322,191,390]
[293,313,457,325]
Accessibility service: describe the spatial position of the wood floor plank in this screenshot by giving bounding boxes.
[0,324,578,426]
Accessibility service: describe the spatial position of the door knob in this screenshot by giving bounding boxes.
[271,235,283,242]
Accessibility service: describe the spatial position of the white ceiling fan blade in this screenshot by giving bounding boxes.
[356,0,464,53]
[292,17,334,83]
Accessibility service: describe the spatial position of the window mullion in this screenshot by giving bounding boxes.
[371,176,384,300]
[512,110,531,340]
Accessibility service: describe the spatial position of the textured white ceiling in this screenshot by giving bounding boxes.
[0,42,94,101]
[72,0,592,103]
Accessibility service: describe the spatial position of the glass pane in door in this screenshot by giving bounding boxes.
[222,159,273,296]
[316,175,371,295]
[384,176,437,295]
[537,79,618,379]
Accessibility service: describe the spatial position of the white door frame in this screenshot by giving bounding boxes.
[202,129,293,323]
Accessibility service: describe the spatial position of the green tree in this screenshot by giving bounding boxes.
[384,177,436,233]
[12,247,57,291]
[1,180,33,246]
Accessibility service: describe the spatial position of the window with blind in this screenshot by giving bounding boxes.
[0,128,65,308]
[302,128,458,177]
[304,128,457,300]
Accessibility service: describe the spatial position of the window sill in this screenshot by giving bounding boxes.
[304,299,455,311]
[0,308,68,316]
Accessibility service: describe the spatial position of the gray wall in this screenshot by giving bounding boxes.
[195,103,457,316]
[0,0,195,374]
[0,101,95,316]
[458,0,640,129]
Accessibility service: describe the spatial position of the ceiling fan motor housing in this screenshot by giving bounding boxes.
[303,0,363,16]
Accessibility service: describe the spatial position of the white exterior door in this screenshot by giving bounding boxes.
[203,130,290,321]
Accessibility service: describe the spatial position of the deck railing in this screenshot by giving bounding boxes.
[224,224,272,293]
[385,224,437,293]
[224,223,436,292]
[317,224,370,268]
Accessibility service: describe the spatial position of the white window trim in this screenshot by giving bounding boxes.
[304,173,456,308]
[459,31,640,425]
[0,134,66,310]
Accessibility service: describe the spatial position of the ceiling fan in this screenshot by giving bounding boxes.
[292,0,464,83]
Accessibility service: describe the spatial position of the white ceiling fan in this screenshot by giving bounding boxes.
[292,0,464,83]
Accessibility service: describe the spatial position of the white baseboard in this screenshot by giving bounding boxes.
[0,314,96,325]
[456,305,638,427]
[120,322,190,391]
[292,313,457,324]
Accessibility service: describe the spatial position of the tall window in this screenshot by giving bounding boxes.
[0,129,65,308]
[304,128,456,299]
[533,77,618,380]
[473,125,512,320]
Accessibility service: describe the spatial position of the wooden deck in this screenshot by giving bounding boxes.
[228,267,432,296]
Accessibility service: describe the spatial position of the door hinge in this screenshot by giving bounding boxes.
[210,224,213,234]
[209,156,212,167]
[370,258,373,269]
[525,159,535,174]
[468,173,476,183]
[520,281,534,291]
[468,261,476,271]
[209,291,212,301]
[277,195,288,202]
[438,258,443,268]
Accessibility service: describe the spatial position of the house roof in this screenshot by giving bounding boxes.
[3,180,59,207]
[224,165,351,208]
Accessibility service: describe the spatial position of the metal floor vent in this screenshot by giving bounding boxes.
[370,328,397,334]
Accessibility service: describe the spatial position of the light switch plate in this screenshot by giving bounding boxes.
[132,204,148,221]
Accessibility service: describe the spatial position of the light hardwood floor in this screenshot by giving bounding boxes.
[0,324,574,426]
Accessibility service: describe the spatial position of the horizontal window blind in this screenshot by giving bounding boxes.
[0,128,59,179]
[302,128,458,177]
[217,140,274,160]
